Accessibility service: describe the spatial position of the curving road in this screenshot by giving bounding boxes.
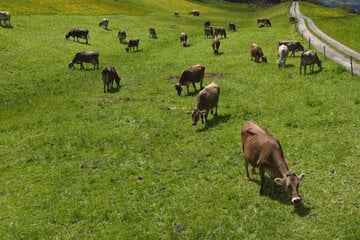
[290,1,360,76]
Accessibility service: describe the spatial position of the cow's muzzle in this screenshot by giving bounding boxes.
[291,197,301,204]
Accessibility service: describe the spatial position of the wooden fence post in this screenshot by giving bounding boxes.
[351,57,353,76]
[323,46,326,60]
[308,37,311,49]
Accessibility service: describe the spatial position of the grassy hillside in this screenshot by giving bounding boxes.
[300,1,360,52]
[1,0,360,239]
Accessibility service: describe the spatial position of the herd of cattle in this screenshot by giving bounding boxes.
[2,10,313,204]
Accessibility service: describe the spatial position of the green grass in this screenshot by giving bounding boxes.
[1,0,360,239]
[300,1,360,52]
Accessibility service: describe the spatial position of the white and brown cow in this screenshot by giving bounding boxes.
[212,37,220,54]
[65,28,89,44]
[277,44,289,68]
[300,50,322,75]
[257,18,271,27]
[175,64,205,96]
[278,41,305,57]
[180,32,188,46]
[187,82,220,125]
[102,66,121,93]
[68,51,99,69]
[251,43,267,63]
[99,18,109,29]
[125,38,140,52]
[204,27,214,38]
[0,11,11,27]
[241,121,305,204]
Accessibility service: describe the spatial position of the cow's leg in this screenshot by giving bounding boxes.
[245,160,251,180]
[80,62,84,69]
[192,82,197,92]
[258,165,265,195]
[186,85,190,95]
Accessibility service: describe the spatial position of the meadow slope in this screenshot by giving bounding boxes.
[0,0,359,239]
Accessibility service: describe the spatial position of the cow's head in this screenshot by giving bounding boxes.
[125,47,130,52]
[274,171,305,204]
[262,55,267,63]
[68,62,74,69]
[174,84,183,96]
[186,109,206,125]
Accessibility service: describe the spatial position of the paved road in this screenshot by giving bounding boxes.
[290,1,360,76]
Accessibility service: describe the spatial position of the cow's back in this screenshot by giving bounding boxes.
[241,121,280,166]
[180,64,205,84]
[197,82,219,110]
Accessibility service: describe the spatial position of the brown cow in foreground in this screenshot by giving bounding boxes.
[102,66,121,93]
[212,37,220,54]
[300,50,322,75]
[241,121,305,204]
[187,82,220,125]
[68,51,99,69]
[251,43,267,63]
[175,64,205,96]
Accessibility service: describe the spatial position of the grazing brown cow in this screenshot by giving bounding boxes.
[175,64,205,96]
[0,11,11,27]
[126,38,140,52]
[257,18,271,27]
[251,43,267,63]
[204,27,214,38]
[68,51,99,69]
[241,121,305,203]
[174,11,179,17]
[212,37,220,54]
[149,27,157,38]
[102,66,121,93]
[65,28,89,44]
[229,22,236,32]
[99,18,109,29]
[277,44,289,68]
[214,27,226,38]
[187,82,220,125]
[118,30,126,44]
[180,32,188,46]
[278,41,305,57]
[300,50,322,75]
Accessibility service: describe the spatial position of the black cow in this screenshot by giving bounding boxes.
[65,28,89,44]
[0,11,11,27]
[149,28,157,38]
[99,18,109,29]
[229,22,236,32]
[118,30,126,44]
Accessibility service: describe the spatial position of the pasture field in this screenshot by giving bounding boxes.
[1,0,360,239]
[300,1,360,53]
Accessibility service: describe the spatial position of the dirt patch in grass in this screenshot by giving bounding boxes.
[167,72,225,81]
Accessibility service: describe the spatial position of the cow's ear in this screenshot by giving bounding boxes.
[298,173,305,181]
[274,178,285,185]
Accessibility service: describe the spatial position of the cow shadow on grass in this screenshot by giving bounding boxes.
[106,85,122,93]
[196,114,231,132]
[249,176,311,216]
